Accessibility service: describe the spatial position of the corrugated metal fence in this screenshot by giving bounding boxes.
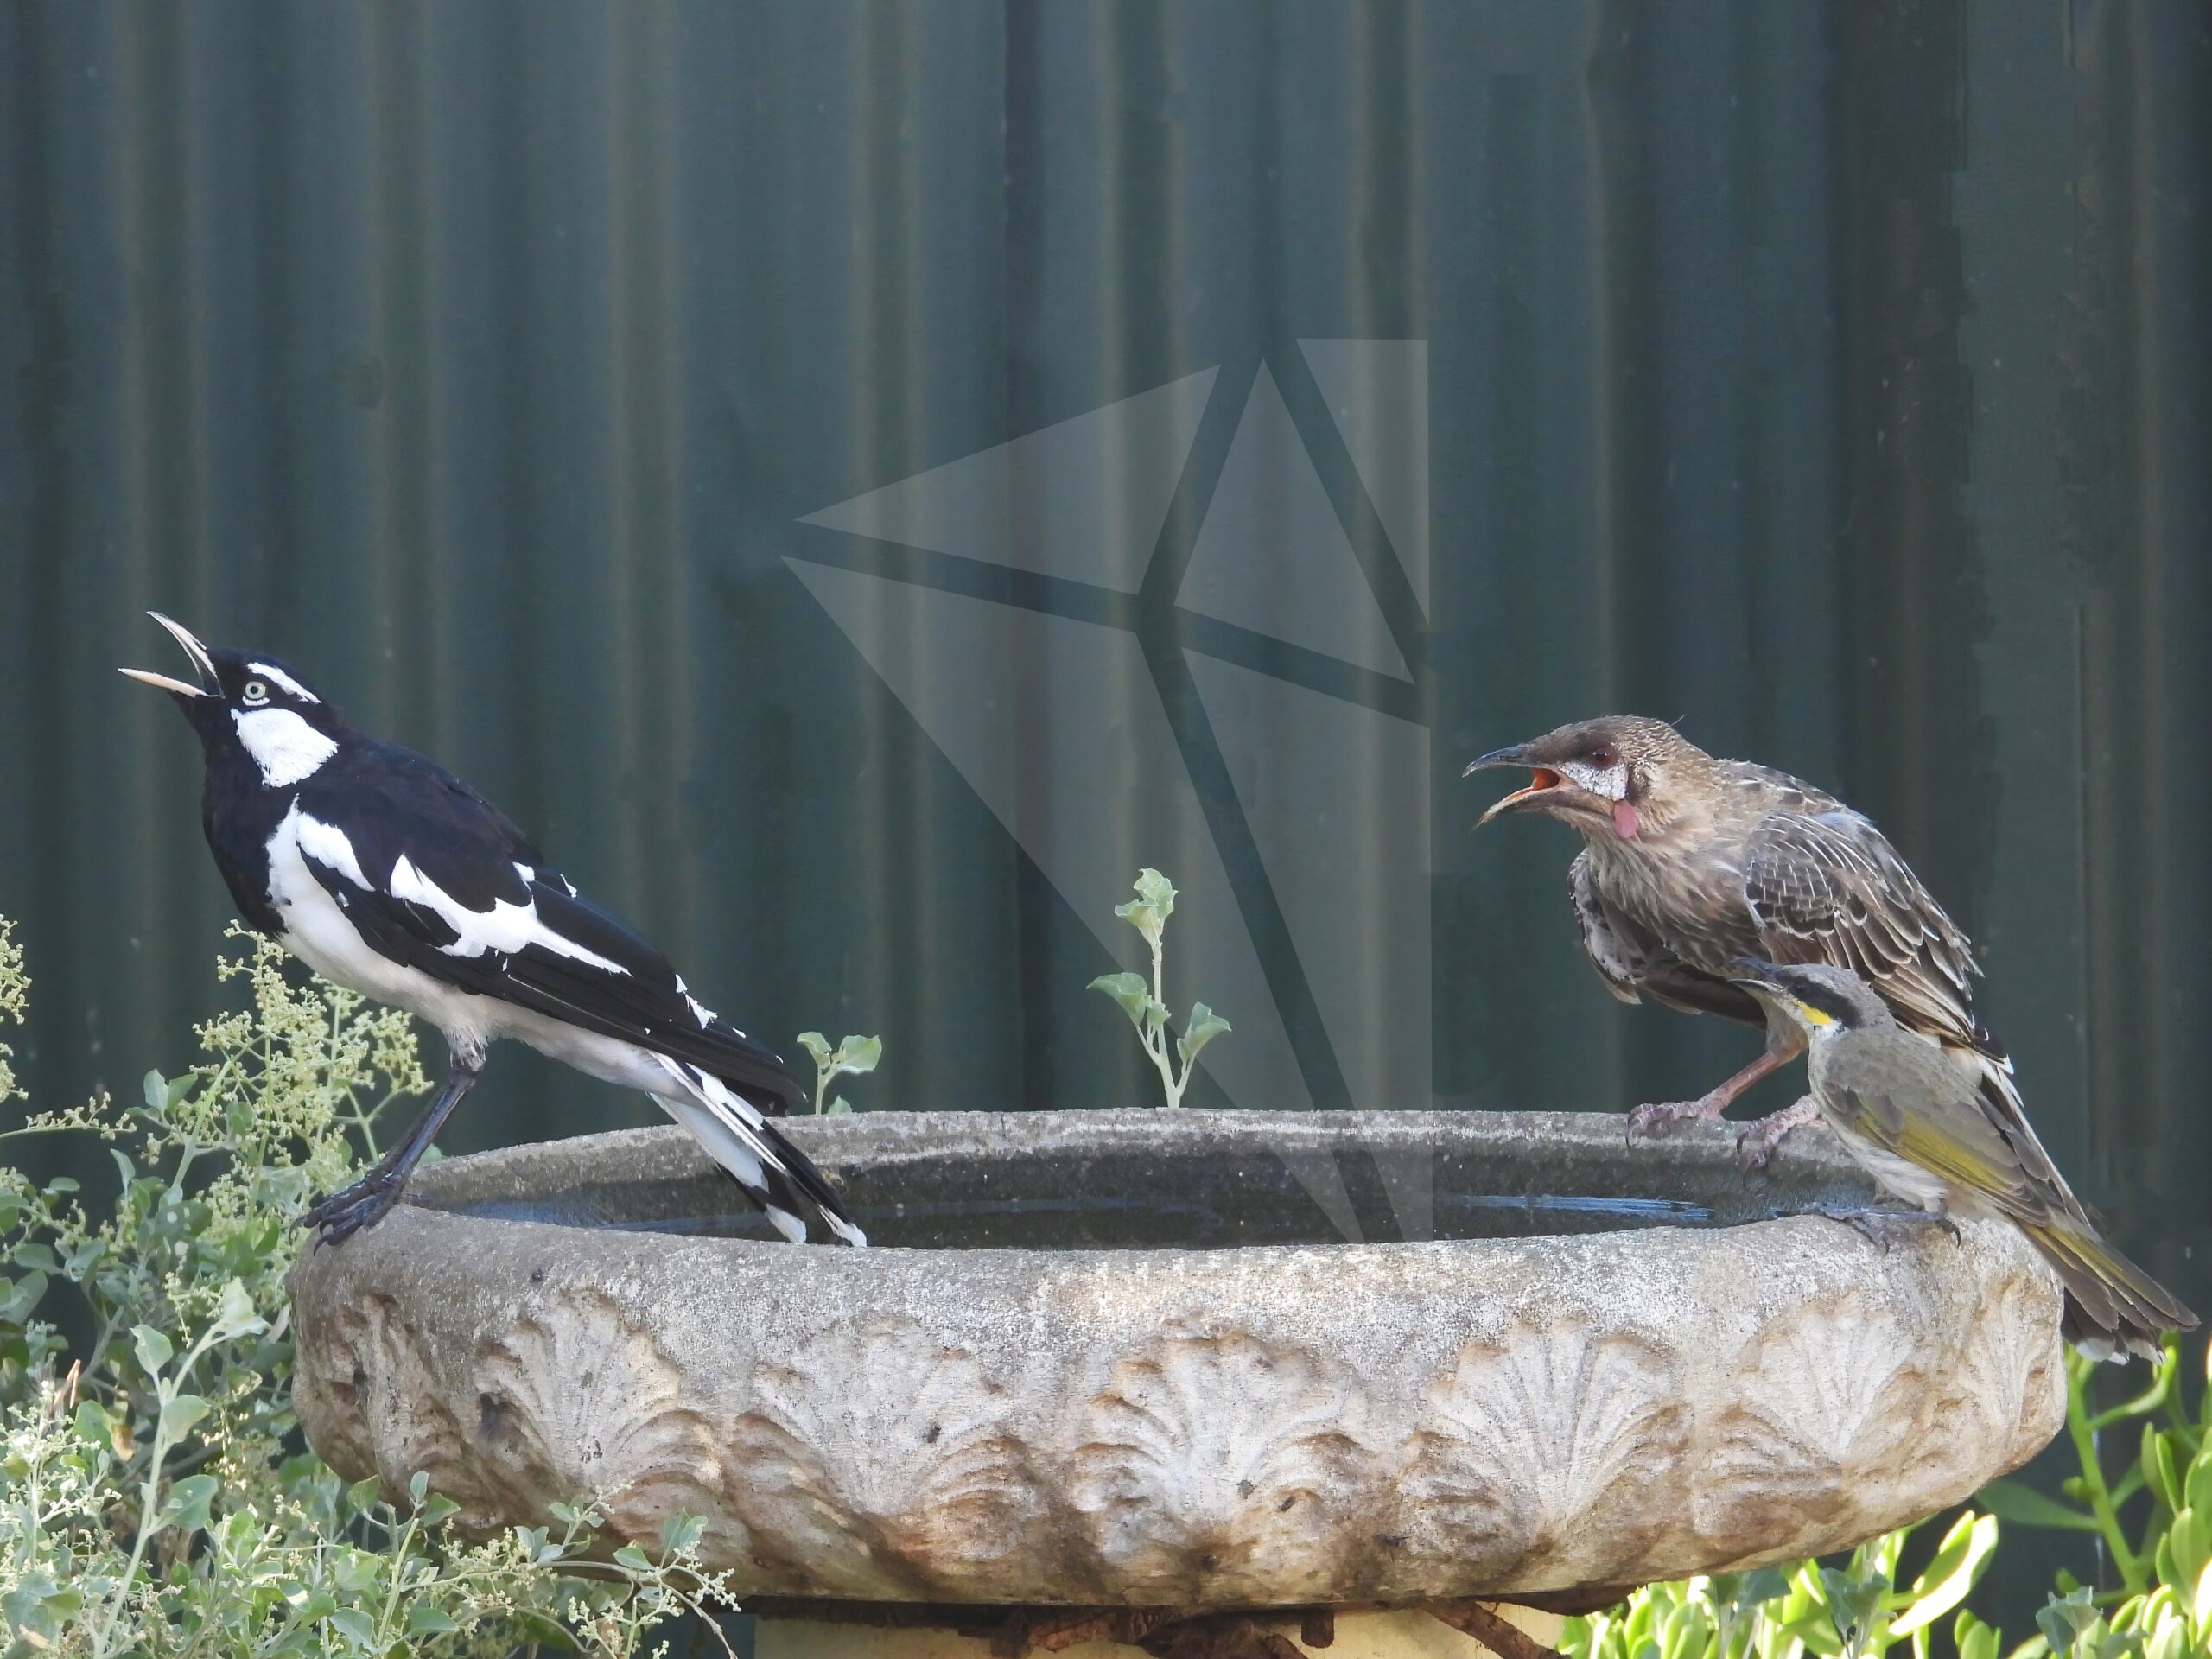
[2,0,2208,1586]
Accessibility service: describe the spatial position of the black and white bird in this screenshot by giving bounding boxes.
[124,613,866,1249]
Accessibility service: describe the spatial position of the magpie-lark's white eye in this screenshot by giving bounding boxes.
[241,679,270,705]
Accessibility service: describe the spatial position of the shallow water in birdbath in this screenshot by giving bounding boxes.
[429,1109,1892,1249]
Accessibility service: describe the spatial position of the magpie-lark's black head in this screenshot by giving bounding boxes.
[123,613,344,787]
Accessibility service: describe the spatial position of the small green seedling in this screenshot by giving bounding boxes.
[1088,868,1230,1109]
[796,1032,883,1115]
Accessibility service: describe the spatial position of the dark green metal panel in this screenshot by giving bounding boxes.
[2,4,2209,1605]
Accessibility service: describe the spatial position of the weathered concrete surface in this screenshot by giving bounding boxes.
[289,1110,2066,1609]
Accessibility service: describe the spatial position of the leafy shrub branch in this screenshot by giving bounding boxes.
[1565,1510,1999,1659]
[0,921,740,1656]
[1567,1338,2212,1659]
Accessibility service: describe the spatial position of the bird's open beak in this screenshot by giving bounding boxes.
[120,612,216,699]
[1465,743,1572,827]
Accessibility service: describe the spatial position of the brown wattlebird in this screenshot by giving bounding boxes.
[1732,960,2196,1360]
[1465,716,2005,1166]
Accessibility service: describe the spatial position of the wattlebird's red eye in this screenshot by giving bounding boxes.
[1590,743,1618,768]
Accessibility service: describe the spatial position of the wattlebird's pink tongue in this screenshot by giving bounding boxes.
[1613,799,1641,839]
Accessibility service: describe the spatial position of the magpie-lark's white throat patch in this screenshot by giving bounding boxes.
[233,708,340,788]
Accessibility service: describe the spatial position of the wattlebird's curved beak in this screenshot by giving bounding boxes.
[1463,742,1529,778]
[119,612,217,699]
[1465,741,1567,828]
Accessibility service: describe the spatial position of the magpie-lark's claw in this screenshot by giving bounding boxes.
[302,1170,403,1242]
[308,1193,397,1246]
[313,1197,392,1247]
[300,1177,371,1227]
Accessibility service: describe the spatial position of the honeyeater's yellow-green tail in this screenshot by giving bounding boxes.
[2018,1214,2199,1363]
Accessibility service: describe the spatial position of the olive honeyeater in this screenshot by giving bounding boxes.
[1735,959,2196,1362]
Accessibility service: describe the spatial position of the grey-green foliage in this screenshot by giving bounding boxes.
[795,1032,882,1116]
[0,922,741,1656]
[1087,868,1230,1110]
[1568,1335,2212,1659]
[1974,1339,2212,1659]
[1563,1510,2000,1659]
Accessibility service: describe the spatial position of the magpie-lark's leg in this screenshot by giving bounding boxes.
[303,1046,483,1244]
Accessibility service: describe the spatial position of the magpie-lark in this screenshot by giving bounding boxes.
[124,613,866,1248]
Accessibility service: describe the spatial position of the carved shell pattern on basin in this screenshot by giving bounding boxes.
[726,1313,1045,1599]
[1395,1324,1689,1590]
[470,1291,741,1563]
[292,1291,498,1530]
[1070,1329,1379,1603]
[288,1112,2073,1608]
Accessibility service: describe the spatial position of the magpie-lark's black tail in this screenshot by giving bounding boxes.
[651,1058,867,1246]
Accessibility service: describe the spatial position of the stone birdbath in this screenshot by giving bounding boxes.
[289,1110,2066,1659]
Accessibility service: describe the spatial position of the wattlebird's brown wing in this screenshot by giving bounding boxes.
[1744,804,1997,1058]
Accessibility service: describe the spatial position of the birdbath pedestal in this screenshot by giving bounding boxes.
[288,1110,2067,1659]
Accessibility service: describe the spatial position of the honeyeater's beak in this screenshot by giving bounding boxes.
[1465,742,1571,828]
[1729,957,1788,1000]
[1728,957,1834,1027]
[120,612,216,699]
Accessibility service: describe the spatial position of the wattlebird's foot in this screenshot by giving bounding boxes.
[1775,1202,1960,1250]
[1625,1091,1729,1145]
[1735,1095,1823,1172]
[302,1168,406,1245]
